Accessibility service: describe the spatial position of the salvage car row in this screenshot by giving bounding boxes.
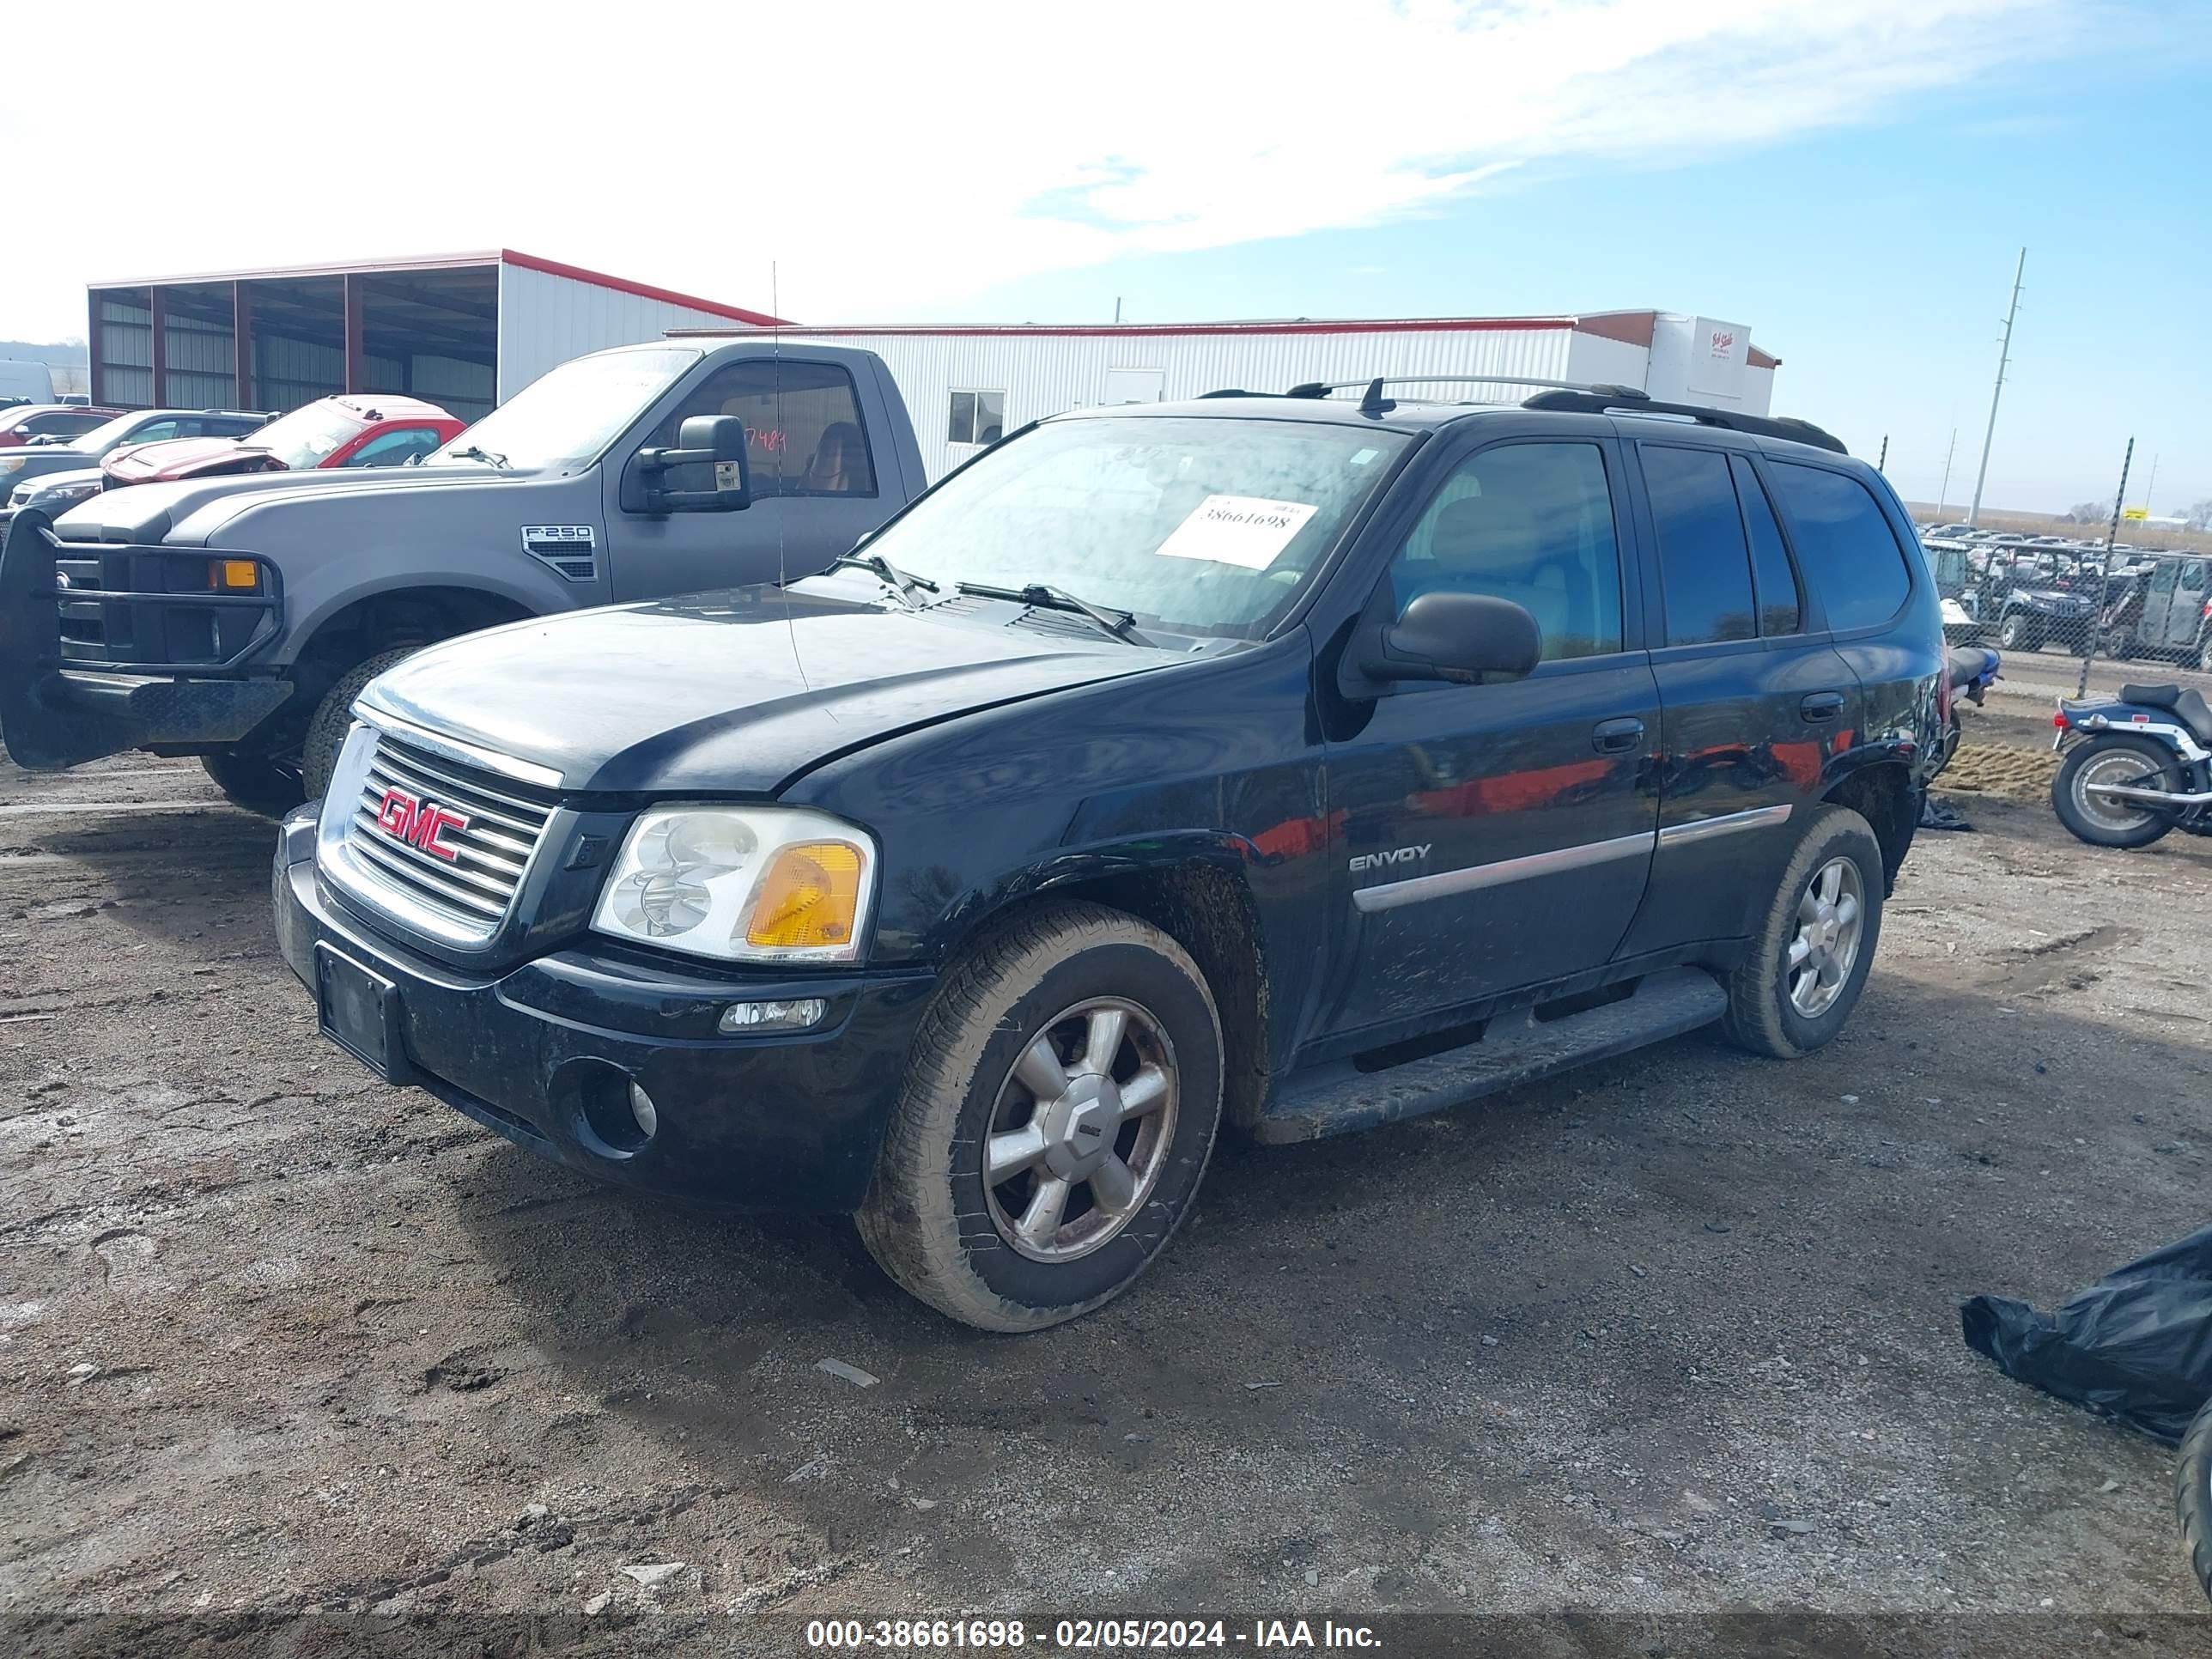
[0,357,1948,1329]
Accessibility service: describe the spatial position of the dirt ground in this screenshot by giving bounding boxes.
[6,719,2212,1656]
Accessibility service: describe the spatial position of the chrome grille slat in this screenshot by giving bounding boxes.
[354,785,530,870]
[336,729,561,940]
[368,753,549,839]
[347,836,510,918]
[347,805,527,897]
[369,745,550,819]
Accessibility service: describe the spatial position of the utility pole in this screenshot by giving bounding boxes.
[2140,452,2160,516]
[1966,246,2027,528]
[1936,427,1959,518]
[1113,296,1123,325]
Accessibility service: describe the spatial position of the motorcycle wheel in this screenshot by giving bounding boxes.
[2177,1396,2212,1608]
[2052,736,2181,848]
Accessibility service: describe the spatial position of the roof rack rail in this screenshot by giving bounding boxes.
[1275,375,1645,416]
[1519,389,1847,455]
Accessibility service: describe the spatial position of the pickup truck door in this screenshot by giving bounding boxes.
[604,355,895,603]
[1319,434,1661,1040]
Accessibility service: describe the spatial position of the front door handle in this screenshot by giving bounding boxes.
[1800,691,1845,723]
[1591,716,1645,754]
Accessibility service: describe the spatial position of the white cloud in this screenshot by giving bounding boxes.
[0,0,2087,338]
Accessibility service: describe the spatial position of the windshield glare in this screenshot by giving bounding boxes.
[75,414,152,456]
[422,347,702,474]
[248,402,365,469]
[840,416,1410,639]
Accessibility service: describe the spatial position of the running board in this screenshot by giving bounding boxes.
[1251,967,1727,1145]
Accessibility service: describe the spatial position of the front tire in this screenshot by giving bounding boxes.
[1998,611,2041,652]
[301,647,422,799]
[1720,805,1885,1060]
[199,750,304,817]
[2052,736,2180,848]
[857,902,1224,1332]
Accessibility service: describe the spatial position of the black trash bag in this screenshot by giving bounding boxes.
[1919,794,1976,832]
[1962,1224,2212,1442]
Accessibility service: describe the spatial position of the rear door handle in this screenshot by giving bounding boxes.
[1591,716,1645,754]
[1801,691,1845,723]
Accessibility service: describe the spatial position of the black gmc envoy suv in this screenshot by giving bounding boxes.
[272,382,1944,1331]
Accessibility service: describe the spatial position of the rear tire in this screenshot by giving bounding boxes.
[1998,611,2041,652]
[857,902,1224,1332]
[301,647,422,800]
[2179,1398,2212,1607]
[2052,736,2179,849]
[1720,805,1885,1060]
[199,750,303,817]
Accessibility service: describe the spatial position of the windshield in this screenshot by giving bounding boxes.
[838,416,1412,639]
[245,402,366,469]
[422,346,702,474]
[74,413,155,457]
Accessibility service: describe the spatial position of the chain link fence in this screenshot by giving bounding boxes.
[1923,529,2212,684]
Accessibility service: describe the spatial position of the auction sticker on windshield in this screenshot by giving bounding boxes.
[1155,495,1317,570]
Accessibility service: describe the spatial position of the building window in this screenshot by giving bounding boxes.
[949,389,1006,447]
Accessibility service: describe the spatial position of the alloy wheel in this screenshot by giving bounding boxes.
[1787,856,1865,1018]
[982,998,1179,1262]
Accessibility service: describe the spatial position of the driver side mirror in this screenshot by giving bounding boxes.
[629,414,751,514]
[1358,591,1541,687]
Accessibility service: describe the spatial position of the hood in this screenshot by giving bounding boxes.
[13,465,104,507]
[51,462,502,545]
[103,434,269,484]
[358,589,1182,796]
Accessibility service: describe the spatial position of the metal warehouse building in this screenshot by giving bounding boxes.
[678,310,1779,481]
[85,250,781,424]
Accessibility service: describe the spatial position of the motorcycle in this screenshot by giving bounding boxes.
[1940,642,2002,769]
[2051,681,2212,848]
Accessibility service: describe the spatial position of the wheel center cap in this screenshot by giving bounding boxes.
[1041,1073,1121,1179]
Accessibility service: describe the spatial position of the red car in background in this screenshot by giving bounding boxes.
[0,404,125,447]
[102,394,466,486]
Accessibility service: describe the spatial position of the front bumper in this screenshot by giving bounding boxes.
[0,513,289,768]
[273,809,935,1212]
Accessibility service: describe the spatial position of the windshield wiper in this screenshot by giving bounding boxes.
[830,550,938,610]
[443,444,509,467]
[956,581,1153,647]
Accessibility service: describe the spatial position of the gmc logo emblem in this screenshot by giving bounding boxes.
[374,787,470,862]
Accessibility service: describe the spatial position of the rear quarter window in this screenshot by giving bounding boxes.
[1767,462,1912,631]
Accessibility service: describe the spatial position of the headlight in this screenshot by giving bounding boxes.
[592,805,877,964]
[38,480,100,509]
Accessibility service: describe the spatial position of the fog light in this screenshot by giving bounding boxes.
[719,998,828,1035]
[628,1082,659,1139]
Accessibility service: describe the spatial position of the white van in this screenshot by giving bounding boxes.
[0,361,58,404]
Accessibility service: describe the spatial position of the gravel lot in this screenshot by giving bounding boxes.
[5,731,2212,1655]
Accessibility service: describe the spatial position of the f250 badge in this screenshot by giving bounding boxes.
[1348,844,1431,874]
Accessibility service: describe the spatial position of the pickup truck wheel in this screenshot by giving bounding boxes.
[857,902,1223,1332]
[199,750,303,818]
[301,647,421,799]
[1719,805,1884,1060]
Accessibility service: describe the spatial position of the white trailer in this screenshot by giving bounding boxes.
[676,310,1778,482]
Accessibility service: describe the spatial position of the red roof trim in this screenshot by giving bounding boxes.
[670,315,1578,341]
[497,251,785,326]
[1748,347,1779,369]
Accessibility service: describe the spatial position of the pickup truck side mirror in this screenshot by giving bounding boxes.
[629,414,752,514]
[1357,591,1541,687]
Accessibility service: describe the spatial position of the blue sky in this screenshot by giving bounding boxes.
[3,0,2204,516]
[925,33,2210,517]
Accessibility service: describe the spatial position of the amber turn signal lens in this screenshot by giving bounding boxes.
[745,842,864,950]
[209,559,259,591]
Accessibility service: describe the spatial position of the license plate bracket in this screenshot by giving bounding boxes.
[316,944,406,1084]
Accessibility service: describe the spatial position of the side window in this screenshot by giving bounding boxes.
[1729,454,1802,635]
[1640,445,1755,647]
[1768,463,1912,631]
[2185,562,2209,590]
[27,413,96,438]
[949,390,1006,447]
[648,360,876,498]
[130,420,185,443]
[346,428,443,468]
[1386,441,1623,662]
